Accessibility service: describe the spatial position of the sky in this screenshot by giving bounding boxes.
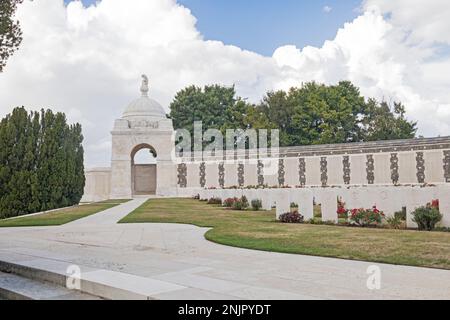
[66,0,362,56]
[2,0,450,167]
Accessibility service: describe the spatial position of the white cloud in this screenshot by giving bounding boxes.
[0,0,280,166]
[323,6,332,13]
[1,0,450,167]
[364,0,450,46]
[274,4,450,137]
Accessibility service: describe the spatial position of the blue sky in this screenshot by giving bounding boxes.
[65,0,362,56]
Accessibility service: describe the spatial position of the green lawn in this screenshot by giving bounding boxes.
[0,199,130,227]
[120,198,450,270]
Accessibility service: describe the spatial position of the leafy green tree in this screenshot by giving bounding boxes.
[170,84,238,149]
[0,0,23,72]
[169,81,417,150]
[362,99,417,141]
[257,81,415,146]
[257,90,294,146]
[261,81,367,146]
[170,84,236,132]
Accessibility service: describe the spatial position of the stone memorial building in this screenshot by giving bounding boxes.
[82,76,450,227]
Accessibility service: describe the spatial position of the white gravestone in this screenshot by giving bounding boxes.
[297,189,314,221]
[222,189,235,202]
[374,187,395,217]
[242,189,255,202]
[438,185,450,228]
[199,189,208,201]
[319,189,338,223]
[261,190,273,211]
[275,190,290,220]
[406,187,428,229]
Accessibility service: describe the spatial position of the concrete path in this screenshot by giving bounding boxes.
[0,198,449,300]
[65,197,150,226]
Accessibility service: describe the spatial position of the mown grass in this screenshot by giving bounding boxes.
[120,198,450,270]
[0,200,130,227]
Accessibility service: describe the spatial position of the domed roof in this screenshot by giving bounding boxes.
[122,75,166,119]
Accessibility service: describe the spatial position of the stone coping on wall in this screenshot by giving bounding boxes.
[84,167,112,173]
[202,184,446,190]
[176,136,450,162]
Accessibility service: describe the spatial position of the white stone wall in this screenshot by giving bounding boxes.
[373,153,391,185]
[181,148,450,190]
[284,158,299,186]
[205,162,219,188]
[81,168,111,202]
[327,156,344,186]
[398,152,417,184]
[424,150,445,183]
[83,128,450,225]
[186,162,200,188]
[244,161,258,187]
[305,157,321,186]
[349,155,366,185]
[203,186,450,228]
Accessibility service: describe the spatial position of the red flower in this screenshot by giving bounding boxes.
[431,199,440,209]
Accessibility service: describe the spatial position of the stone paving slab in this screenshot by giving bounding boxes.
[64,198,149,226]
[0,271,101,300]
[81,269,186,300]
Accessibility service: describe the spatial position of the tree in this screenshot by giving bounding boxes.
[362,99,417,141]
[169,81,418,150]
[0,108,41,216]
[257,90,294,146]
[169,84,238,148]
[260,81,367,146]
[0,0,23,72]
[0,107,85,219]
[259,81,416,146]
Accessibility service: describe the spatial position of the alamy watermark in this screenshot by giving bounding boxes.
[66,264,81,290]
[366,265,381,290]
[174,121,280,175]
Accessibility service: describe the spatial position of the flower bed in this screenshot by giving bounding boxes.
[349,206,385,227]
[222,196,249,210]
[279,211,304,223]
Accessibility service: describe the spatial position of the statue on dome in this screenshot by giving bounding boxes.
[140,74,149,97]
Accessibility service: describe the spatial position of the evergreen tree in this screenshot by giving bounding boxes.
[0,107,85,218]
[72,123,85,204]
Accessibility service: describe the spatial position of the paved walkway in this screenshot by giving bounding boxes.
[65,197,149,226]
[0,198,449,300]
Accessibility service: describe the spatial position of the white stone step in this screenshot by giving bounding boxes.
[0,272,101,300]
[0,255,186,300]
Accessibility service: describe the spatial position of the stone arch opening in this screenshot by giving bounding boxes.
[131,144,158,195]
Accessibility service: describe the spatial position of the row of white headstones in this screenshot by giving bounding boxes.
[199,185,450,228]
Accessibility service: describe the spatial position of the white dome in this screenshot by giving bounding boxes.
[122,75,166,119]
[123,96,166,119]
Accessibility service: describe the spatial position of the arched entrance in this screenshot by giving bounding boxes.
[131,144,157,195]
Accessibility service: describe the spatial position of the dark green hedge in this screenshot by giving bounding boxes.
[0,107,85,219]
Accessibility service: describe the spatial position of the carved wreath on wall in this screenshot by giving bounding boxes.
[278,158,285,186]
[390,153,399,185]
[257,160,264,187]
[199,162,206,188]
[218,162,225,188]
[298,158,306,187]
[238,162,245,187]
[343,156,351,185]
[320,157,328,187]
[416,152,426,184]
[177,163,187,188]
